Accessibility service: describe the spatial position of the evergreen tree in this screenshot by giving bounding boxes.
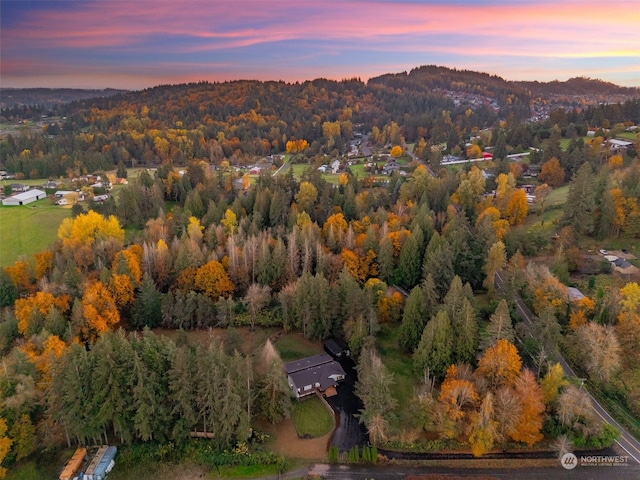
[131,273,163,330]
[167,346,197,441]
[480,299,515,351]
[562,163,596,236]
[258,359,292,424]
[398,285,429,352]
[394,233,421,289]
[414,310,453,380]
[422,233,455,300]
[454,298,478,364]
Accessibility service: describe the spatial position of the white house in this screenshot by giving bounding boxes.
[2,189,46,206]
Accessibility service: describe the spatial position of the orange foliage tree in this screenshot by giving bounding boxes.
[15,292,70,336]
[510,369,544,446]
[80,281,120,342]
[4,260,35,296]
[539,157,565,187]
[437,364,479,439]
[34,250,54,281]
[477,339,522,390]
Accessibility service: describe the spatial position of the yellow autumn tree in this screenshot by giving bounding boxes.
[58,210,124,246]
[390,145,403,158]
[619,282,640,313]
[194,261,234,300]
[504,190,528,225]
[607,154,623,170]
[295,182,318,212]
[221,209,238,235]
[80,281,120,342]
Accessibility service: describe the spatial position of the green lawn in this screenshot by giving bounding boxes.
[376,326,416,431]
[291,396,334,438]
[546,185,569,206]
[274,333,323,362]
[0,199,70,266]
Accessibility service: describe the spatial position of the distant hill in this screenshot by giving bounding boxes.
[0,88,128,109]
[515,77,640,96]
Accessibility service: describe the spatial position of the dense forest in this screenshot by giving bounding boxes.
[1,66,640,474]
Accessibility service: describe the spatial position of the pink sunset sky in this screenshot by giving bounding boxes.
[1,0,639,90]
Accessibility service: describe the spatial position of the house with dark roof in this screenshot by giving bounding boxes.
[324,338,350,359]
[612,257,639,276]
[285,353,346,400]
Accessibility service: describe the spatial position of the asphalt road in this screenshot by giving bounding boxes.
[305,462,640,479]
[495,271,640,466]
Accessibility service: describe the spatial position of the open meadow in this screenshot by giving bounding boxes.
[0,199,70,266]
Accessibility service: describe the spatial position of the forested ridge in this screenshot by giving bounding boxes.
[2,64,639,180]
[1,64,640,475]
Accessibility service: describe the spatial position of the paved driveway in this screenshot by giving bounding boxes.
[325,357,370,452]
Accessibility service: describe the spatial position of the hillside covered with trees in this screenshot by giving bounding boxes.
[1,65,640,476]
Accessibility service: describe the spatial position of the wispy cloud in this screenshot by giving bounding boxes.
[1,0,638,88]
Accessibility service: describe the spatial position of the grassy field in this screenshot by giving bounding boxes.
[0,198,70,266]
[273,333,323,362]
[546,184,569,206]
[376,325,416,432]
[291,396,334,438]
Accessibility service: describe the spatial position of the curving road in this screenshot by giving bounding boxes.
[495,271,640,465]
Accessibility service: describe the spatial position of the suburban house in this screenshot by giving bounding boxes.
[9,183,29,193]
[382,160,401,175]
[612,258,639,276]
[285,353,346,400]
[2,189,46,206]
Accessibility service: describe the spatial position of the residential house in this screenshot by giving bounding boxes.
[285,353,346,400]
[9,183,29,193]
[382,160,401,175]
[612,258,639,276]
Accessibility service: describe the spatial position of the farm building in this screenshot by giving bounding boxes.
[285,353,346,400]
[2,189,46,206]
